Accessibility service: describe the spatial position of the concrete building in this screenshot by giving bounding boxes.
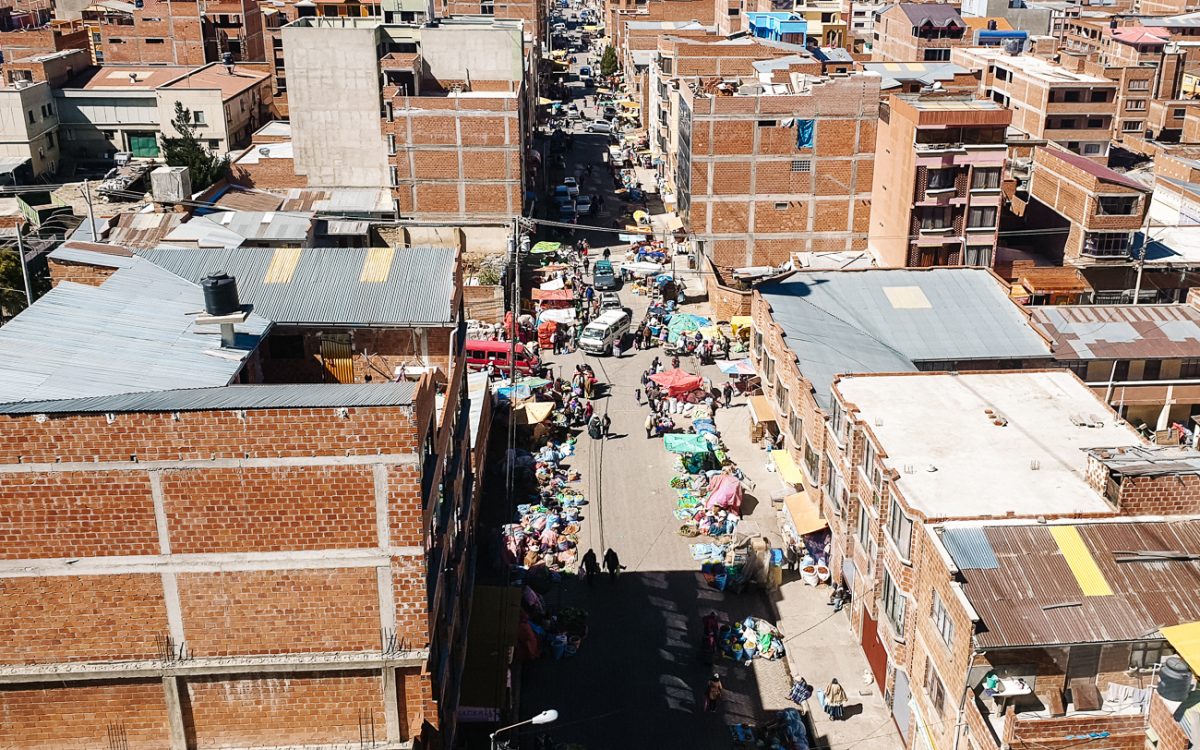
[0,79,60,179]
[1024,146,1151,268]
[953,46,1117,159]
[2,47,91,88]
[872,4,968,62]
[676,68,880,271]
[960,0,1052,35]
[860,61,979,95]
[83,0,264,66]
[55,65,188,162]
[155,62,271,154]
[282,17,529,232]
[0,257,481,750]
[868,95,1010,269]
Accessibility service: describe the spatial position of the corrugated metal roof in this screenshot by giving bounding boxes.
[758,268,1051,409]
[137,246,457,326]
[0,259,270,404]
[0,383,417,415]
[940,527,999,570]
[1091,445,1200,477]
[1032,304,1200,361]
[962,520,1200,648]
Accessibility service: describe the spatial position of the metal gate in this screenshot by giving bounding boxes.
[861,608,888,691]
[892,668,912,743]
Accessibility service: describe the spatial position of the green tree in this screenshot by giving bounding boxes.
[599,45,619,77]
[162,101,229,191]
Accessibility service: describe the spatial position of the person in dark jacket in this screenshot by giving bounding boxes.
[603,548,623,582]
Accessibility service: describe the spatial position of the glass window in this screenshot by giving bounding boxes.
[971,168,1001,190]
[776,378,789,412]
[1128,79,1149,90]
[1084,232,1131,257]
[1181,358,1200,379]
[789,410,803,444]
[856,501,877,567]
[924,657,947,714]
[824,456,845,516]
[803,439,820,480]
[931,591,954,648]
[967,206,997,228]
[965,245,992,267]
[887,495,913,560]
[926,168,956,190]
[1122,120,1143,132]
[753,330,763,358]
[1130,640,1175,669]
[920,207,952,229]
[882,567,906,635]
[829,399,848,445]
[1097,196,1138,215]
[1126,99,1147,111]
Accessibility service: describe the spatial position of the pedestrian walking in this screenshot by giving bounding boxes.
[635,387,642,405]
[723,382,734,408]
[824,679,848,721]
[645,412,654,439]
[613,337,622,358]
[582,548,601,587]
[603,548,623,582]
[601,413,611,438]
[704,673,724,713]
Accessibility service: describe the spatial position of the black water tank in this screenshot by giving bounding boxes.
[201,273,240,316]
[1158,656,1193,702]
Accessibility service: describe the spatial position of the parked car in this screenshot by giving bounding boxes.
[575,194,595,216]
[580,66,592,76]
[603,106,618,120]
[586,120,613,133]
[562,177,579,196]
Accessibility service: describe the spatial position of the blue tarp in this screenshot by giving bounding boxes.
[797,119,814,149]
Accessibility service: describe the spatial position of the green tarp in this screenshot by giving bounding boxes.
[663,433,712,454]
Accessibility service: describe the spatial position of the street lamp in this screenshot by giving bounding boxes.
[490,709,559,750]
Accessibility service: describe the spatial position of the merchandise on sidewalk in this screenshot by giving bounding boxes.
[728,708,811,750]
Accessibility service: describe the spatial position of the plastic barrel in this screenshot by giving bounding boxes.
[1158,656,1193,701]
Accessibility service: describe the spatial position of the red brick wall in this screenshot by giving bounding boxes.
[1149,691,1190,750]
[231,155,307,190]
[1113,472,1200,516]
[0,574,168,664]
[47,258,119,288]
[0,681,172,750]
[183,672,389,749]
[1009,713,1147,750]
[178,568,383,657]
[161,465,377,553]
[0,472,159,558]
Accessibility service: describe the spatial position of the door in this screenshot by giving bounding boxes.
[320,334,354,383]
[128,132,160,158]
[861,608,889,691]
[892,668,912,742]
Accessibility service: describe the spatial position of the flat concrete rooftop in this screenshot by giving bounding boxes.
[833,371,1144,519]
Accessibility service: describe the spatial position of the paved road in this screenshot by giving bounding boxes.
[517,285,792,749]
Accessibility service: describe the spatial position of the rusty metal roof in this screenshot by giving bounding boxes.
[1031,304,1200,361]
[957,520,1200,649]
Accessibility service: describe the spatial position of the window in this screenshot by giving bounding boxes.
[384,101,394,122]
[1128,79,1149,91]
[390,165,399,186]
[791,159,812,173]
[926,168,955,190]
[753,330,763,358]
[1174,108,1187,119]
[45,132,54,148]
[270,333,305,359]
[789,410,803,444]
[971,168,1000,190]
[387,133,396,155]
[1130,640,1175,669]
[887,495,913,559]
[1087,118,1103,129]
[109,37,124,43]
[26,110,34,124]
[965,245,992,267]
[862,440,879,496]
[1065,360,1088,379]
[1083,232,1131,258]
[1125,99,1147,111]
[1143,359,1162,381]
[923,48,951,61]
[803,439,819,480]
[1082,143,1105,155]
[967,206,997,228]
[823,456,845,516]
[146,37,165,43]
[192,110,206,125]
[924,657,947,714]
[881,568,906,635]
[757,119,778,127]
[728,6,739,15]
[1097,196,1139,215]
[1181,358,1200,379]
[1122,120,1143,133]
[829,398,848,445]
[776,378,789,412]
[920,207,951,230]
[931,591,954,648]
[774,202,789,210]
[764,355,775,384]
[40,103,52,118]
[856,502,877,563]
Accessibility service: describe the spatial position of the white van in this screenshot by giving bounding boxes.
[579,310,631,355]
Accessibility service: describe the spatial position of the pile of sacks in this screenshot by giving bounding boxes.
[720,617,787,663]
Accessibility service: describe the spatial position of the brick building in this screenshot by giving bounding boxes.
[0,19,89,66]
[1024,147,1151,268]
[868,94,1010,268]
[676,68,880,271]
[953,47,1118,160]
[747,267,1052,533]
[83,0,264,66]
[819,370,1148,748]
[0,246,485,750]
[282,18,529,234]
[871,4,968,63]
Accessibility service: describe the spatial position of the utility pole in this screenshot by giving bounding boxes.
[82,178,96,237]
[1133,214,1152,304]
[15,229,31,307]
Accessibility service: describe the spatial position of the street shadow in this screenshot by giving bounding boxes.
[504,570,789,750]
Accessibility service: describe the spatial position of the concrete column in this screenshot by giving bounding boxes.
[161,676,189,750]
[382,666,403,744]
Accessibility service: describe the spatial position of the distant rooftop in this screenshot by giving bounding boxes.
[861,61,972,90]
[163,211,312,248]
[161,62,270,99]
[835,371,1142,519]
[1031,304,1200,362]
[1091,444,1200,478]
[957,47,1112,84]
[897,3,965,27]
[0,383,417,416]
[0,258,270,404]
[758,268,1052,409]
[65,65,190,90]
[1038,147,1150,191]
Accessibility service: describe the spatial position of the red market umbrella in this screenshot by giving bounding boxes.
[649,368,703,398]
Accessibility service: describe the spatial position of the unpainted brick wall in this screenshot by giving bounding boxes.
[0,680,172,750]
